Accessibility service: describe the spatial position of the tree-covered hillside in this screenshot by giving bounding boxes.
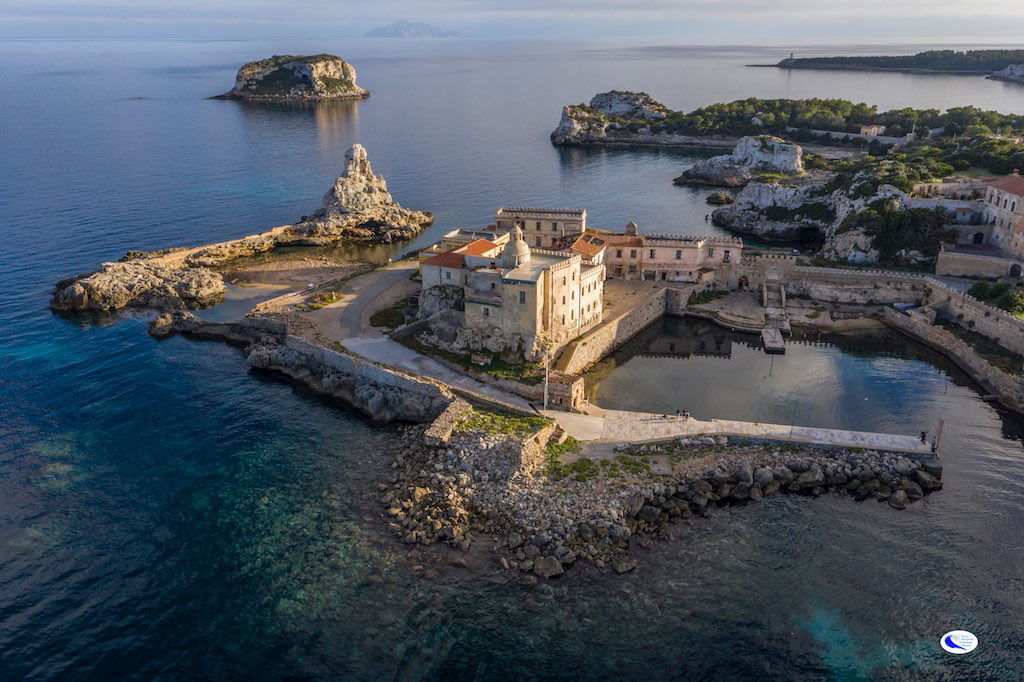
[777,50,1024,73]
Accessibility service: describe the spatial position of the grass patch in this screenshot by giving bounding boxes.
[455,409,551,435]
[295,291,344,311]
[617,454,652,475]
[369,300,409,330]
[937,319,1024,375]
[687,290,729,306]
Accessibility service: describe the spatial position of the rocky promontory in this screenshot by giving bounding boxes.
[675,136,804,187]
[51,144,431,312]
[989,64,1024,84]
[214,54,369,101]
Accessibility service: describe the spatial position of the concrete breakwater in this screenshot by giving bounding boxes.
[383,422,943,578]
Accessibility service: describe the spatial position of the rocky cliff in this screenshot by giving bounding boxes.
[674,136,804,187]
[51,145,430,312]
[296,144,433,243]
[712,175,907,264]
[215,54,368,101]
[990,64,1024,84]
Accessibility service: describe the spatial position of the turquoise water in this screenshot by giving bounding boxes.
[2,38,1024,679]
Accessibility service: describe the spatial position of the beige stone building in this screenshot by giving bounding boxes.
[983,174,1024,256]
[495,207,587,250]
[419,226,605,358]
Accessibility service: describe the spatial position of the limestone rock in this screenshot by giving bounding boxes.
[418,284,465,319]
[674,136,803,187]
[50,261,225,311]
[706,191,735,205]
[297,144,433,243]
[216,54,368,101]
[588,91,668,121]
[533,555,565,578]
[989,64,1024,84]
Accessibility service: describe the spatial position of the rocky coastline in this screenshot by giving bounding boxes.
[50,144,431,312]
[989,64,1024,85]
[384,425,943,578]
[213,54,369,101]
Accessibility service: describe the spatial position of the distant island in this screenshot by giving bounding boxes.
[771,49,1024,76]
[365,20,458,38]
[213,54,368,101]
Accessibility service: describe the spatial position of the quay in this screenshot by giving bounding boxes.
[544,408,933,455]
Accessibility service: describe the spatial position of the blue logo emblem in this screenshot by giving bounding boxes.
[940,630,978,655]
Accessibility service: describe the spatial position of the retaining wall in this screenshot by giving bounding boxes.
[557,287,669,374]
[882,308,1024,412]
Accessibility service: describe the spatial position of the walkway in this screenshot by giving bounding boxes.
[543,408,932,455]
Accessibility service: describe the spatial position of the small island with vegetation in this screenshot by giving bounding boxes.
[771,49,1024,76]
[214,54,369,101]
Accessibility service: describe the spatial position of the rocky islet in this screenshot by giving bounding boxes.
[214,54,369,101]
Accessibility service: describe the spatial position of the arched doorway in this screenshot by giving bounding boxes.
[1010,264,1021,278]
[738,275,750,290]
[973,232,985,245]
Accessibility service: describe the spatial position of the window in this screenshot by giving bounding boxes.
[675,250,682,260]
[616,249,622,258]
[562,296,566,304]
[571,290,575,300]
[571,310,575,320]
[552,222,558,231]
[518,291,526,304]
[615,266,623,276]
[723,249,731,263]
[649,249,656,259]
[490,282,495,290]
[563,277,566,285]
[628,265,637,274]
[630,249,637,259]
[707,248,714,257]
[572,271,575,280]
[445,271,451,281]
[535,236,542,246]
[536,221,541,229]
[561,315,565,325]
[483,307,490,317]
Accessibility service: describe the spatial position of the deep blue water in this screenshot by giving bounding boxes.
[2,38,1024,680]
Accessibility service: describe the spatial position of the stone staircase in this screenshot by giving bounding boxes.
[760,275,790,354]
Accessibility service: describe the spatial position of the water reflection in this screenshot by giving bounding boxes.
[586,316,1002,434]
[231,98,361,148]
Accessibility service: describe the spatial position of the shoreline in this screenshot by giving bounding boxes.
[749,63,991,76]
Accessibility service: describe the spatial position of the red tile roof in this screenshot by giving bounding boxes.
[986,174,1024,197]
[568,236,606,259]
[424,251,466,269]
[458,238,499,256]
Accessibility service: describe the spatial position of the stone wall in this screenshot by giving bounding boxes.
[882,308,1024,412]
[926,281,1024,356]
[784,266,929,305]
[557,287,668,374]
[935,250,1022,278]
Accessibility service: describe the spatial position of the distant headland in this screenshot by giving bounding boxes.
[759,49,1024,79]
[212,54,369,101]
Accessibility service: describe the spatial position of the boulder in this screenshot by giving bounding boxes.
[611,556,638,574]
[706,191,735,205]
[533,555,564,578]
[888,489,909,510]
[913,469,943,491]
[901,478,924,501]
[753,467,774,487]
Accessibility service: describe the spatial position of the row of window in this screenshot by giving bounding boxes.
[612,247,730,260]
[989,191,1020,214]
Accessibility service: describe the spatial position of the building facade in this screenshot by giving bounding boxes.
[420,226,605,358]
[983,174,1024,257]
[495,207,587,250]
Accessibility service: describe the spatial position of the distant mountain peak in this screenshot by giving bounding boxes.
[365,20,459,38]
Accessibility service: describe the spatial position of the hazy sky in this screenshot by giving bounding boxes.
[3,0,1024,42]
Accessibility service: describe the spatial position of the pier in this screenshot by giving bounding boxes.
[545,408,933,455]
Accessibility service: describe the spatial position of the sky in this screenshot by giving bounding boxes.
[2,0,1024,43]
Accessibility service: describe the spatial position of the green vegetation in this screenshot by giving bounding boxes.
[967,282,1024,317]
[321,76,356,93]
[295,291,344,311]
[937,319,1024,375]
[635,98,1024,139]
[617,454,652,475]
[838,199,955,265]
[455,409,551,435]
[779,50,1024,74]
[368,300,409,330]
[687,290,729,305]
[398,336,545,385]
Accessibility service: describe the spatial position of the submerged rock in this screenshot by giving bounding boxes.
[215,54,369,101]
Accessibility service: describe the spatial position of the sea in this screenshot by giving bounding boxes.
[1,38,1023,680]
